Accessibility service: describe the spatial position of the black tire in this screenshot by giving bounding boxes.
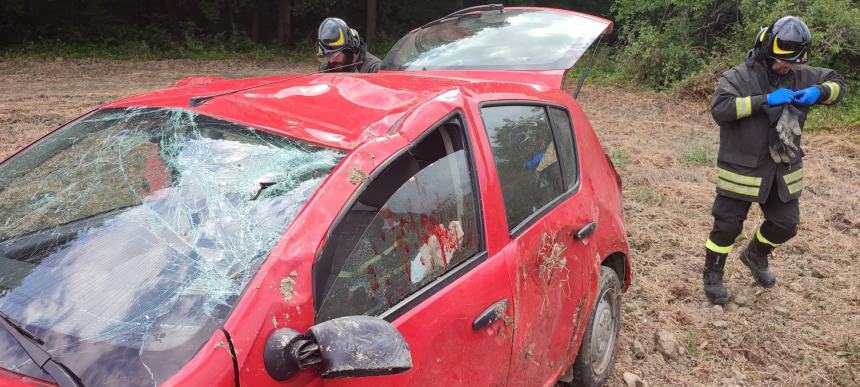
[561,266,622,387]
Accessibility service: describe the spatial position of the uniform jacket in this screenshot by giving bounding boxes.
[710,54,846,203]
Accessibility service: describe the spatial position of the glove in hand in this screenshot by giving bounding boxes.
[769,105,803,163]
[793,86,821,106]
[767,88,795,106]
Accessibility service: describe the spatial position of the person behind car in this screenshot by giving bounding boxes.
[701,16,846,305]
[317,17,381,73]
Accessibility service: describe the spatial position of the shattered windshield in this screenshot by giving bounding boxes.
[0,108,343,386]
[381,9,610,71]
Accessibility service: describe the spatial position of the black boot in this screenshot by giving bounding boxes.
[739,238,776,287]
[703,250,730,305]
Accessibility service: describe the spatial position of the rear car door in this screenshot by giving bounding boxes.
[312,112,514,386]
[478,103,599,386]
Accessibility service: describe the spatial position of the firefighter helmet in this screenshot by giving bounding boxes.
[317,17,361,57]
[754,16,811,64]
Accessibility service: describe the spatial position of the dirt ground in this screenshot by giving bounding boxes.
[1,59,858,386]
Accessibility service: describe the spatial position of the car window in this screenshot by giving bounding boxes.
[0,107,344,386]
[316,122,481,322]
[480,105,565,230]
[381,8,611,71]
[548,107,578,189]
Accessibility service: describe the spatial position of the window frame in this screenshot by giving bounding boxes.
[478,100,581,237]
[312,109,488,323]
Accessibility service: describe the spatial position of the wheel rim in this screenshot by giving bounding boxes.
[589,289,616,375]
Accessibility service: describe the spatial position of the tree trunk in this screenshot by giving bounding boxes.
[366,0,377,42]
[251,7,260,42]
[165,0,179,39]
[277,0,292,46]
[220,0,235,31]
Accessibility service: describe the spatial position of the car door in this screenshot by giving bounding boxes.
[477,103,599,386]
[312,112,514,386]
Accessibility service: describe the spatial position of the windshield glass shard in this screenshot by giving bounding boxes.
[0,107,344,386]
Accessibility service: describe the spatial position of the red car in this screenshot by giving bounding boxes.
[0,6,629,387]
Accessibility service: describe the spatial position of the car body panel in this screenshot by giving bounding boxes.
[464,91,608,386]
[0,7,629,387]
[0,73,629,387]
[105,73,472,150]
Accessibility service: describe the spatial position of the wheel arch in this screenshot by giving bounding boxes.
[601,251,630,292]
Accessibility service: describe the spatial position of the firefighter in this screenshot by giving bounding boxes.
[703,16,847,305]
[317,17,381,73]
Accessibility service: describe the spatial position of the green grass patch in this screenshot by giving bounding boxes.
[607,147,632,167]
[629,186,662,205]
[564,46,624,88]
[837,340,860,364]
[681,143,715,167]
[683,326,701,357]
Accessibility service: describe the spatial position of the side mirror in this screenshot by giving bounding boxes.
[264,315,412,380]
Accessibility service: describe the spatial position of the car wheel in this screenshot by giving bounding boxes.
[560,266,622,387]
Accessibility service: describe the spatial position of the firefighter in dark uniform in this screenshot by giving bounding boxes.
[703,16,847,304]
[317,17,381,73]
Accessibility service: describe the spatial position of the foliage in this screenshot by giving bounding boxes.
[610,0,739,88]
[610,0,860,90]
[608,0,859,129]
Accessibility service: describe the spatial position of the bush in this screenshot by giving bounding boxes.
[611,0,860,90]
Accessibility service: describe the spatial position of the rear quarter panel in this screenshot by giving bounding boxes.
[566,100,631,289]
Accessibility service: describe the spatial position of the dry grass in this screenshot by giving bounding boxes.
[576,83,860,386]
[1,59,858,386]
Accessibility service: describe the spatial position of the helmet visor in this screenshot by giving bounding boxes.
[317,42,348,58]
[769,33,810,63]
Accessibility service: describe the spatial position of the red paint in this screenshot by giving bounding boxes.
[141,143,170,195]
[1,7,629,387]
[368,266,380,294]
[0,368,56,387]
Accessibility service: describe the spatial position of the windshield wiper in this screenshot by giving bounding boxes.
[420,4,503,29]
[0,311,83,387]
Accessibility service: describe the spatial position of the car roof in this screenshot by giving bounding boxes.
[105,72,476,150]
[104,70,570,150]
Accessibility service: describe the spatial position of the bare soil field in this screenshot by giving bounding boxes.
[1,59,858,386]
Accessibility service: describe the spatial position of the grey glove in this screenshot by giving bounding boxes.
[769,104,803,163]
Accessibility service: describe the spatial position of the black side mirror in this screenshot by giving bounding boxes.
[264,315,412,380]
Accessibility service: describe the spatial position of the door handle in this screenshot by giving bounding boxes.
[472,299,509,331]
[573,222,596,240]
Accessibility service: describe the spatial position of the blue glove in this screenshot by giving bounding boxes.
[767,88,795,106]
[526,153,543,169]
[793,86,821,106]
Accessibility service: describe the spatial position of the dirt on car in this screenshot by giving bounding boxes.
[1,59,857,386]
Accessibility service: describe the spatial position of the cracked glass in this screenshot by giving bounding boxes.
[0,107,343,386]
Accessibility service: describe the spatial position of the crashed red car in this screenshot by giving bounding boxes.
[0,6,630,387]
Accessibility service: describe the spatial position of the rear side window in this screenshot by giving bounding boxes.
[548,107,578,189]
[480,105,567,229]
[315,119,481,322]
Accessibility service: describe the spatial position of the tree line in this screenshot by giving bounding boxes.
[0,0,612,49]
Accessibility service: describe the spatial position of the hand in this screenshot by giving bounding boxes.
[767,88,795,106]
[793,86,821,106]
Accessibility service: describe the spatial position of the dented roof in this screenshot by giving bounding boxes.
[105,73,473,150]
